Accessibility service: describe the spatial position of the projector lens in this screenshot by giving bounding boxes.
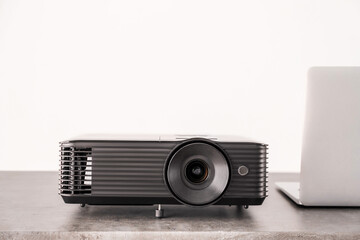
[166,141,230,206]
[185,160,208,183]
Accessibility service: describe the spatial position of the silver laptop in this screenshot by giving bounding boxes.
[276,67,360,206]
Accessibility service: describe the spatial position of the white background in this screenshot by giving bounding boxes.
[1,0,360,171]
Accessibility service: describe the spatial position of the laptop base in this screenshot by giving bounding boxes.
[275,182,303,205]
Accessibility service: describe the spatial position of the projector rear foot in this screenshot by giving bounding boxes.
[80,204,85,208]
[155,204,164,218]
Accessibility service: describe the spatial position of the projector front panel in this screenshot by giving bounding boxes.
[60,138,267,206]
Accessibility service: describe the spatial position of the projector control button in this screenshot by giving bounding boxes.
[238,165,249,176]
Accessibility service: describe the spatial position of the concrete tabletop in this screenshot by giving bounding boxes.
[0,171,359,239]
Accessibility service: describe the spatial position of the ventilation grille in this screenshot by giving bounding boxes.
[223,143,268,198]
[90,142,176,197]
[59,146,92,195]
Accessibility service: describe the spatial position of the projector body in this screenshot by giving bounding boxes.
[59,135,268,209]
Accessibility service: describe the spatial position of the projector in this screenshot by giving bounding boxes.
[59,135,268,217]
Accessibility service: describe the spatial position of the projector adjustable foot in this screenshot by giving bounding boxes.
[243,205,249,209]
[155,204,164,218]
[80,204,86,208]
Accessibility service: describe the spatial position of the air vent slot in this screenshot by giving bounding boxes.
[59,146,92,195]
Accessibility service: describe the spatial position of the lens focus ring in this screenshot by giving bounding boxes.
[166,141,230,206]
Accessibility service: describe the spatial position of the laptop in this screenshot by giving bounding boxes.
[276,67,360,206]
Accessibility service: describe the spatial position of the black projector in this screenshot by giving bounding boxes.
[59,135,268,217]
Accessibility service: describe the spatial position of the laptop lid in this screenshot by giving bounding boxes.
[300,67,360,206]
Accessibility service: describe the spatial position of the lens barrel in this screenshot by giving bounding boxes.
[165,141,230,206]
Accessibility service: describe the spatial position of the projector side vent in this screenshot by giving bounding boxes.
[59,146,92,195]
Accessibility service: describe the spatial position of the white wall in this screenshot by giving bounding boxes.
[1,0,360,171]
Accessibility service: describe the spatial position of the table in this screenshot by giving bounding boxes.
[0,172,359,239]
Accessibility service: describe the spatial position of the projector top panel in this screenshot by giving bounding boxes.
[61,134,264,144]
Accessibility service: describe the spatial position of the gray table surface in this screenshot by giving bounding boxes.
[0,171,359,240]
